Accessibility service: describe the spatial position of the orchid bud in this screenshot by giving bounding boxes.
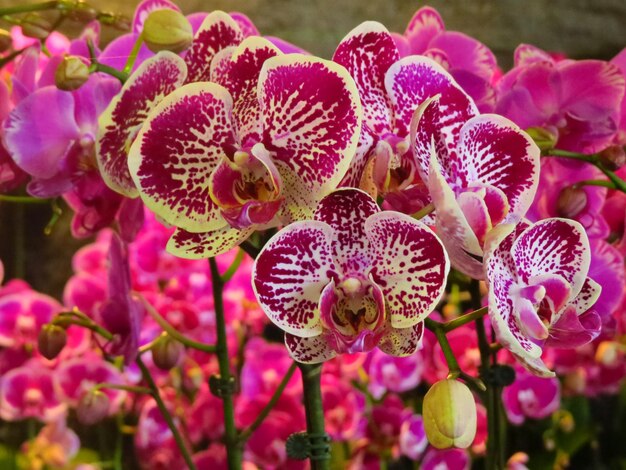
[557,186,587,218]
[526,126,558,153]
[77,389,110,425]
[152,334,184,370]
[142,9,193,54]
[55,56,90,91]
[598,145,626,171]
[21,14,53,40]
[0,29,11,53]
[38,324,67,360]
[423,379,477,449]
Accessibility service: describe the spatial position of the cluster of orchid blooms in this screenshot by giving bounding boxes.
[1,0,626,469]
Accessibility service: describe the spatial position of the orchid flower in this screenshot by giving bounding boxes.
[411,94,540,278]
[128,37,361,258]
[391,6,499,112]
[332,21,478,214]
[496,44,625,154]
[484,218,602,377]
[252,188,449,363]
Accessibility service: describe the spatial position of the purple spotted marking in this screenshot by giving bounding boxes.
[184,11,244,84]
[167,225,253,260]
[285,333,337,364]
[378,322,424,356]
[97,52,187,197]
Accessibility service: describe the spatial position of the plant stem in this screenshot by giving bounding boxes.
[0,1,59,16]
[443,306,488,332]
[52,315,114,341]
[123,33,143,74]
[424,318,461,378]
[239,361,298,442]
[412,203,435,220]
[209,258,243,469]
[240,240,260,259]
[92,62,128,83]
[575,179,616,189]
[298,362,331,470]
[221,249,246,283]
[138,295,216,353]
[136,356,197,470]
[95,383,151,395]
[0,194,50,204]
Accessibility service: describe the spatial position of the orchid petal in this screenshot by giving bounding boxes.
[229,12,260,37]
[378,322,424,356]
[568,277,602,317]
[285,333,337,364]
[215,37,281,144]
[258,54,362,222]
[167,226,253,259]
[403,6,444,54]
[333,21,397,136]
[128,82,236,232]
[365,211,449,327]
[252,221,336,337]
[3,87,80,179]
[545,307,601,349]
[512,218,590,298]
[387,55,477,139]
[314,188,379,274]
[97,52,187,197]
[184,11,243,83]
[455,114,540,219]
[457,191,492,246]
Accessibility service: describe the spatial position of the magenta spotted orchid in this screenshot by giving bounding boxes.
[127,37,361,258]
[391,6,499,112]
[411,94,540,278]
[332,21,478,214]
[484,218,602,377]
[252,189,449,363]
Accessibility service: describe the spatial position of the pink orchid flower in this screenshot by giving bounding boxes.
[22,419,80,469]
[411,93,540,278]
[496,44,625,154]
[128,37,361,258]
[366,348,423,398]
[252,188,449,363]
[484,218,602,377]
[391,6,499,112]
[502,366,560,424]
[332,21,478,214]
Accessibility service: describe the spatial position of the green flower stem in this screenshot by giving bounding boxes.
[0,1,59,16]
[442,306,488,332]
[221,249,246,283]
[92,62,128,83]
[412,203,435,220]
[0,194,50,204]
[123,33,143,74]
[138,295,216,353]
[470,280,504,470]
[95,383,151,395]
[52,314,114,341]
[209,257,243,470]
[298,362,331,470]
[136,356,198,470]
[238,361,298,442]
[240,240,261,259]
[424,318,461,378]
[575,179,616,189]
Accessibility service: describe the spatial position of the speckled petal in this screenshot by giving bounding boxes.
[333,21,397,136]
[484,223,543,359]
[184,11,244,83]
[214,37,281,144]
[378,322,424,356]
[568,277,601,316]
[388,55,477,139]
[512,218,590,298]
[455,115,540,219]
[252,221,336,337]
[97,52,187,197]
[314,188,379,274]
[285,333,337,363]
[128,82,236,232]
[166,225,253,259]
[365,211,449,328]
[258,54,362,222]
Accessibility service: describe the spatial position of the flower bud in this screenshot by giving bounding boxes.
[556,186,586,218]
[55,56,90,91]
[526,126,558,153]
[151,334,184,370]
[38,324,67,360]
[20,14,53,40]
[0,29,11,54]
[598,145,626,171]
[77,389,110,425]
[142,9,193,54]
[423,379,477,449]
